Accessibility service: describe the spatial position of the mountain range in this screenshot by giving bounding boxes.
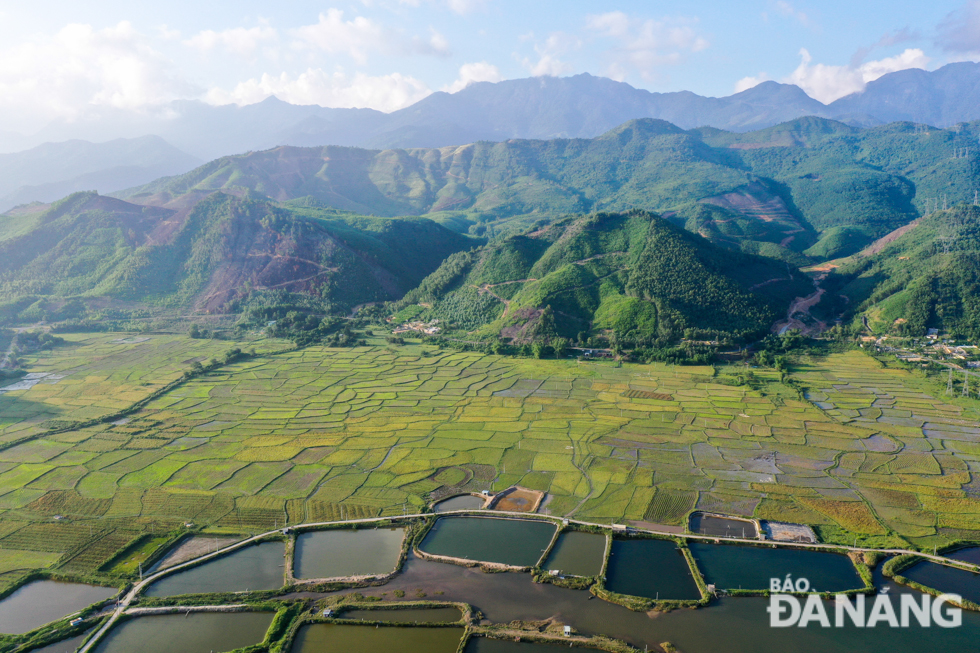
[0,136,200,213]
[3,105,980,341]
[4,62,980,165]
[108,115,980,263]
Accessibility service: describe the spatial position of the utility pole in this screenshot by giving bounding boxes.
[947,368,954,395]
[964,370,970,397]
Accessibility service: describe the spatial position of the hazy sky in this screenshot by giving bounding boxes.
[1,1,978,133]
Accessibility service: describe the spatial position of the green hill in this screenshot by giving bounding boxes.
[829,204,980,338]
[403,210,811,344]
[0,191,476,322]
[115,117,980,266]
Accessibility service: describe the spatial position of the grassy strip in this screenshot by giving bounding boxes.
[470,624,640,652]
[5,616,109,653]
[97,529,186,578]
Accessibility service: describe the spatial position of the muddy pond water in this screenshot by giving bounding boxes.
[420,517,556,567]
[605,539,701,600]
[339,607,462,623]
[291,623,463,653]
[433,495,486,512]
[542,532,606,577]
[145,541,285,596]
[688,541,863,591]
[294,528,404,579]
[318,552,980,652]
[0,581,116,634]
[94,612,273,653]
[902,560,980,603]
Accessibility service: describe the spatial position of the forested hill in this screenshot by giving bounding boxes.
[115,116,980,263]
[0,191,475,319]
[400,210,811,345]
[830,205,980,339]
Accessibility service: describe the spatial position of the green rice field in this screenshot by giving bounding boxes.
[0,335,979,591]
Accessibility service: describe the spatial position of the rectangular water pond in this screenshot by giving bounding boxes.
[465,637,580,652]
[542,531,606,577]
[419,517,556,567]
[689,513,758,539]
[94,612,273,653]
[291,624,463,653]
[0,581,116,634]
[688,542,863,592]
[340,607,462,623]
[145,541,285,597]
[294,528,405,579]
[903,561,980,604]
[434,495,486,512]
[605,539,701,600]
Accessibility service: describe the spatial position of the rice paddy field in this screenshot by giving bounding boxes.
[0,334,978,591]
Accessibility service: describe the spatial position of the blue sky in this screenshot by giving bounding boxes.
[1,1,977,132]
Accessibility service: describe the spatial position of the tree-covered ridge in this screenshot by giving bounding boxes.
[405,210,811,344]
[0,191,476,320]
[114,116,980,263]
[830,205,980,339]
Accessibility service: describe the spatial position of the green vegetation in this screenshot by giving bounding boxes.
[826,204,980,338]
[111,117,980,261]
[403,210,811,346]
[0,331,977,599]
[0,191,477,319]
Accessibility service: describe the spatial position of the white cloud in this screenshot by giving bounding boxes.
[520,31,579,77]
[785,47,930,103]
[585,11,709,82]
[773,1,812,28]
[735,73,772,93]
[292,9,449,63]
[185,24,278,58]
[395,0,492,14]
[206,68,431,112]
[293,10,386,64]
[936,1,980,54]
[0,21,195,131]
[442,61,502,93]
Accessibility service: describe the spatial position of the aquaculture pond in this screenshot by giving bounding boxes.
[94,612,273,653]
[144,541,284,596]
[689,513,758,538]
[688,542,863,592]
[605,539,701,600]
[947,547,980,565]
[321,553,980,652]
[291,624,463,653]
[542,532,606,577]
[294,528,404,579]
[339,607,462,623]
[0,581,116,634]
[419,517,556,567]
[902,560,980,604]
[433,495,486,512]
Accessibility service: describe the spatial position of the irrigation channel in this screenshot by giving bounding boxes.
[7,509,973,653]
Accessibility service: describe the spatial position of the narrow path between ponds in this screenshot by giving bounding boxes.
[77,509,980,653]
